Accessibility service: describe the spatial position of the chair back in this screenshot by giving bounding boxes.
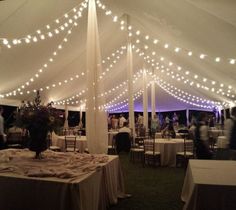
[144,138,155,155]
[7,132,23,144]
[115,132,131,154]
[183,138,194,157]
[65,136,77,152]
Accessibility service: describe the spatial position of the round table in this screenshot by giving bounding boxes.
[217,136,228,148]
[154,138,193,167]
[55,135,87,152]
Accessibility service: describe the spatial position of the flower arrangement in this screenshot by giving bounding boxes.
[16,91,63,131]
[15,91,63,158]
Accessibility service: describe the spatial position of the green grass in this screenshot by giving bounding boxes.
[109,153,185,210]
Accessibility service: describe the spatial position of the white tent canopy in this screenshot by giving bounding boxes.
[0,0,236,112]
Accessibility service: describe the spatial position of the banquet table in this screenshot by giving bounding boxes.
[154,138,193,167]
[0,149,125,210]
[181,159,236,210]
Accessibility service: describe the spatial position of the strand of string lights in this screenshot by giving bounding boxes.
[54,68,144,106]
[132,45,235,105]
[95,1,235,104]
[145,53,236,100]
[0,0,89,49]
[135,44,236,99]
[0,7,88,99]
[0,44,127,99]
[0,25,76,98]
[96,0,236,65]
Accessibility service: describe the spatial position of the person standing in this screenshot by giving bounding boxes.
[111,115,118,130]
[137,114,143,126]
[225,107,236,159]
[194,112,212,159]
[0,106,6,149]
[119,114,127,128]
[151,114,159,138]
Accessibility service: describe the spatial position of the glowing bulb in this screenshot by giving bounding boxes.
[12,39,18,45]
[188,51,192,56]
[3,39,8,45]
[25,38,30,43]
[200,54,205,59]
[153,39,158,44]
[113,16,118,22]
[230,59,235,64]
[164,44,169,48]
[215,57,220,62]
[175,48,180,52]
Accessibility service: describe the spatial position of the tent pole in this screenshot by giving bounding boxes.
[142,68,148,131]
[151,81,156,119]
[125,14,135,140]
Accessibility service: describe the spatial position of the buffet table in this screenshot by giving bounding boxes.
[181,159,236,210]
[0,149,125,210]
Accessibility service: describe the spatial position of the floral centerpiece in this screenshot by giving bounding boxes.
[15,91,63,158]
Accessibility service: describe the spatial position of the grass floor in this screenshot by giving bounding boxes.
[109,153,186,210]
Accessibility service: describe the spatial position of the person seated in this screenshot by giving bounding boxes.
[161,122,176,139]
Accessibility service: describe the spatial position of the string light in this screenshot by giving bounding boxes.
[1,25,79,97]
[97,0,236,65]
[132,45,235,100]
[0,0,88,49]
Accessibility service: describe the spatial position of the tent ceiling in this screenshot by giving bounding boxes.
[0,0,235,111]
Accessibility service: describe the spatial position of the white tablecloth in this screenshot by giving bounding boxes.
[55,135,87,152]
[181,159,236,210]
[209,130,224,139]
[154,138,192,167]
[0,149,125,210]
[217,136,228,148]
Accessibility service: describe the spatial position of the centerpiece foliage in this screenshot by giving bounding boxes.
[15,91,63,158]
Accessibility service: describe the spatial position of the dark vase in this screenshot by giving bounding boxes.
[28,127,48,159]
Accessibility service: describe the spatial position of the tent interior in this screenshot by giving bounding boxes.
[0,0,236,113]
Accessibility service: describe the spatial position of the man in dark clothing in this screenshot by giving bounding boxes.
[228,107,236,159]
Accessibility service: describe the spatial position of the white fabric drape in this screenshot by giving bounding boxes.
[224,109,227,119]
[86,0,108,154]
[63,104,69,128]
[127,42,135,138]
[143,69,148,130]
[79,105,83,127]
[186,109,189,126]
[151,81,156,119]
